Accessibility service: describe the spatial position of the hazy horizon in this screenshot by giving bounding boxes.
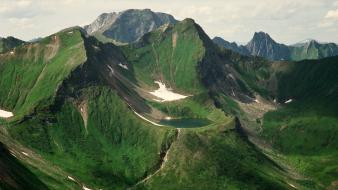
[1,0,338,44]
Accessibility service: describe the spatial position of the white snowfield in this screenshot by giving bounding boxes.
[150,81,189,102]
[0,109,13,118]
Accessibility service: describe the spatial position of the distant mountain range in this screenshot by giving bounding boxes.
[213,32,338,61]
[84,9,177,43]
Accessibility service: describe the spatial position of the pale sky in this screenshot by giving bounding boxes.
[1,0,338,44]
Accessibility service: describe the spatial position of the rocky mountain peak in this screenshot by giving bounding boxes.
[246,31,289,60]
[84,9,177,43]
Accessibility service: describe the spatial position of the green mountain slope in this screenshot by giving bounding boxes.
[122,19,205,93]
[1,16,337,190]
[0,28,86,118]
[261,56,338,188]
[0,20,297,190]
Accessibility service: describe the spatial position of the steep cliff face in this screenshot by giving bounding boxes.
[245,32,290,60]
[84,9,177,43]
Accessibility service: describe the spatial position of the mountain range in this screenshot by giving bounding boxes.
[213,32,338,61]
[0,9,338,190]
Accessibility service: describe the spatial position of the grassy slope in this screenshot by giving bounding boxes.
[119,19,296,190]
[122,19,206,93]
[0,30,176,189]
[1,18,335,190]
[138,119,291,190]
[262,56,338,189]
[7,86,175,189]
[0,29,86,118]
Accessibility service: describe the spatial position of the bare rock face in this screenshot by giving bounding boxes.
[245,32,290,60]
[84,9,177,43]
[84,13,119,35]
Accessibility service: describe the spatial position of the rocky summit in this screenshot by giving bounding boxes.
[84,9,177,43]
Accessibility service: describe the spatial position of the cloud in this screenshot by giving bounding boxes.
[325,8,338,19]
[0,0,51,19]
[0,0,337,43]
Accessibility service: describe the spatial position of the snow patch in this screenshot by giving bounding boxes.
[118,63,128,70]
[10,51,14,55]
[150,81,188,102]
[285,99,293,104]
[21,152,29,156]
[287,182,297,189]
[107,65,114,74]
[67,176,76,182]
[68,31,73,34]
[0,109,13,118]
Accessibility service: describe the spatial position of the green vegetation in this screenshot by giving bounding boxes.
[260,56,338,188]
[1,17,337,190]
[122,19,206,93]
[139,120,291,190]
[0,29,86,118]
[7,85,176,189]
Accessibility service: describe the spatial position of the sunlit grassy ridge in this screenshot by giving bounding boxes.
[0,29,86,117]
[122,19,206,93]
